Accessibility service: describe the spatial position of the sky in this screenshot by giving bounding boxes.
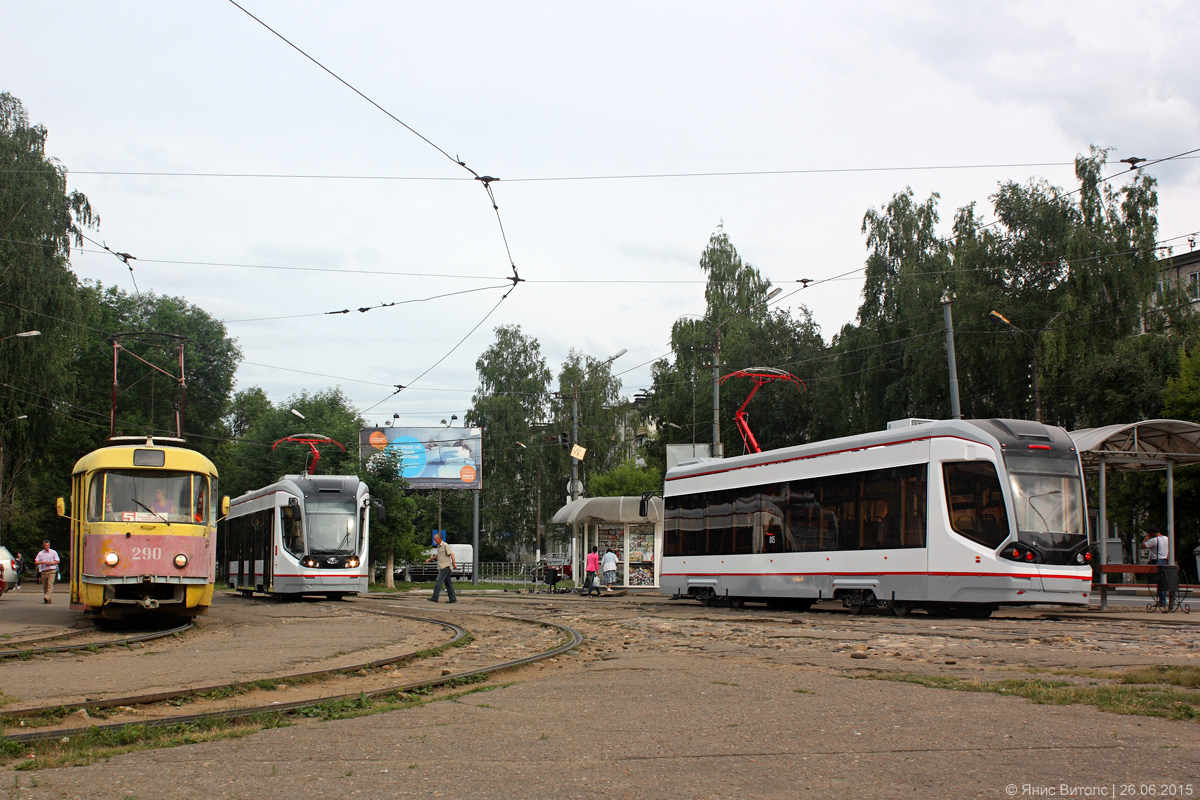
[5,0,1199,431]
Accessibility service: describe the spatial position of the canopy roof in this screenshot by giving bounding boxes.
[1068,419,1200,471]
[550,495,663,525]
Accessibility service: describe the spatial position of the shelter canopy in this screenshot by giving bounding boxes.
[550,496,663,525]
[1068,419,1200,471]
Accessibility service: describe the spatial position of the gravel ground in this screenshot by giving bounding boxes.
[5,591,1198,799]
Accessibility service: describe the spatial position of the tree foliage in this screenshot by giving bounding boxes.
[466,325,551,556]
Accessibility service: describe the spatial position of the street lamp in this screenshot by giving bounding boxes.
[0,414,29,546]
[0,330,40,344]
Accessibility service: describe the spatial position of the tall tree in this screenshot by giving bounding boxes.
[649,230,827,457]
[466,325,551,557]
[0,93,97,551]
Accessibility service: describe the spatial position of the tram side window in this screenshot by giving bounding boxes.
[759,484,787,554]
[280,503,305,556]
[943,462,1009,549]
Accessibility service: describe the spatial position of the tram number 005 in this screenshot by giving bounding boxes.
[131,547,163,561]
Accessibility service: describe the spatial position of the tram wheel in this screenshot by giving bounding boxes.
[729,597,744,609]
[891,601,913,617]
[961,604,996,620]
[238,590,254,598]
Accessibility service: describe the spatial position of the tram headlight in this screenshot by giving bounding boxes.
[173,553,189,569]
[103,551,120,567]
[346,557,359,568]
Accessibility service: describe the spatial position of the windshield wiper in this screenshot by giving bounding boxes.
[132,498,170,526]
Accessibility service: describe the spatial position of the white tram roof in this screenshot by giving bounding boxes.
[664,418,1075,488]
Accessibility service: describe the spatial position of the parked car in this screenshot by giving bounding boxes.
[0,546,17,594]
[532,553,572,582]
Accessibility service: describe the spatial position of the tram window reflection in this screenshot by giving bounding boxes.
[943,461,1009,549]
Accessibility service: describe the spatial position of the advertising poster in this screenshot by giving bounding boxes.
[360,427,482,490]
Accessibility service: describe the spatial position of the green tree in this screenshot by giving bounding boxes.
[649,230,828,456]
[466,325,551,557]
[589,459,662,497]
[359,449,421,587]
[0,93,97,554]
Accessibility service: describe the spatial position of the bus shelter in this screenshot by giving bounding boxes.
[550,496,664,589]
[1068,419,1200,590]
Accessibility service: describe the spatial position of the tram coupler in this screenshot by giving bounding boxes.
[138,596,160,610]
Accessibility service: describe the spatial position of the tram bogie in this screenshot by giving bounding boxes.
[60,438,224,620]
[661,418,1093,616]
[225,474,370,599]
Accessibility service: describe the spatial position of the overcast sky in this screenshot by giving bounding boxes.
[6,1,1199,430]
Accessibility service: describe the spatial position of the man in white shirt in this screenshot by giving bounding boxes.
[601,548,619,592]
[1142,526,1169,607]
[34,540,60,605]
[427,533,457,604]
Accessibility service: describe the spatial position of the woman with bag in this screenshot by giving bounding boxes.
[584,546,601,597]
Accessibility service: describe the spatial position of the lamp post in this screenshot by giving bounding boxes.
[0,414,29,546]
[0,330,40,344]
[989,311,1062,423]
[713,287,782,458]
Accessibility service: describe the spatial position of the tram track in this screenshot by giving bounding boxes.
[0,622,192,661]
[2,601,583,744]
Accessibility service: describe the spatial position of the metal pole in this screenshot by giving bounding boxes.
[1099,457,1108,610]
[942,299,962,420]
[472,489,479,586]
[712,330,723,457]
[570,387,580,502]
[535,458,542,562]
[0,435,4,546]
[1167,460,1175,566]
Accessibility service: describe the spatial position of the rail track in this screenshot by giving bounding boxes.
[3,600,583,744]
[0,622,192,661]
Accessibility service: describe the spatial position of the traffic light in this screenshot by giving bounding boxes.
[560,432,570,449]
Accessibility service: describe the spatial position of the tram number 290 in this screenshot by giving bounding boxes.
[132,547,163,561]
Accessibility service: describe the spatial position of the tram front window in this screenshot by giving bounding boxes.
[304,498,359,553]
[87,470,208,523]
[1003,453,1086,559]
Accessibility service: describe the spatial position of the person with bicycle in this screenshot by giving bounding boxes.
[1143,525,1169,608]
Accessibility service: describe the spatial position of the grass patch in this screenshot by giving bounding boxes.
[860,672,1200,722]
[4,680,509,770]
[369,581,552,593]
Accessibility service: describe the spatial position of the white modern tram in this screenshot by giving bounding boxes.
[225,474,371,599]
[660,418,1093,616]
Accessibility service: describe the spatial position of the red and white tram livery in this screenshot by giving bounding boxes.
[660,418,1092,616]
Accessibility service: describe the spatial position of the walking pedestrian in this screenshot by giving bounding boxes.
[601,547,618,593]
[1143,525,1169,607]
[427,533,458,604]
[584,546,601,597]
[35,540,59,604]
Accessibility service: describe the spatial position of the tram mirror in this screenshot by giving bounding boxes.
[288,497,300,508]
[221,496,230,516]
[56,497,65,517]
[371,499,387,521]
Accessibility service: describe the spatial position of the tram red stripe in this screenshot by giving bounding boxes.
[660,570,1091,581]
[270,573,367,578]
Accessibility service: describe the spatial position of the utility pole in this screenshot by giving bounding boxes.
[942,294,962,420]
[570,386,580,502]
[712,330,724,458]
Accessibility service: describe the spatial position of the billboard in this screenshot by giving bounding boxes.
[360,427,482,490]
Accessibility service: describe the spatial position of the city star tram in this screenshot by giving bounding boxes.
[660,418,1092,616]
[225,473,370,599]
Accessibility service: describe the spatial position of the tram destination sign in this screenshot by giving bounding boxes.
[360,426,482,490]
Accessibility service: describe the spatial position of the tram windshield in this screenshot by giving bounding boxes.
[88,470,214,524]
[304,497,359,554]
[1003,452,1086,553]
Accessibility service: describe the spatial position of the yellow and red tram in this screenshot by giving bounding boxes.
[59,437,227,619]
